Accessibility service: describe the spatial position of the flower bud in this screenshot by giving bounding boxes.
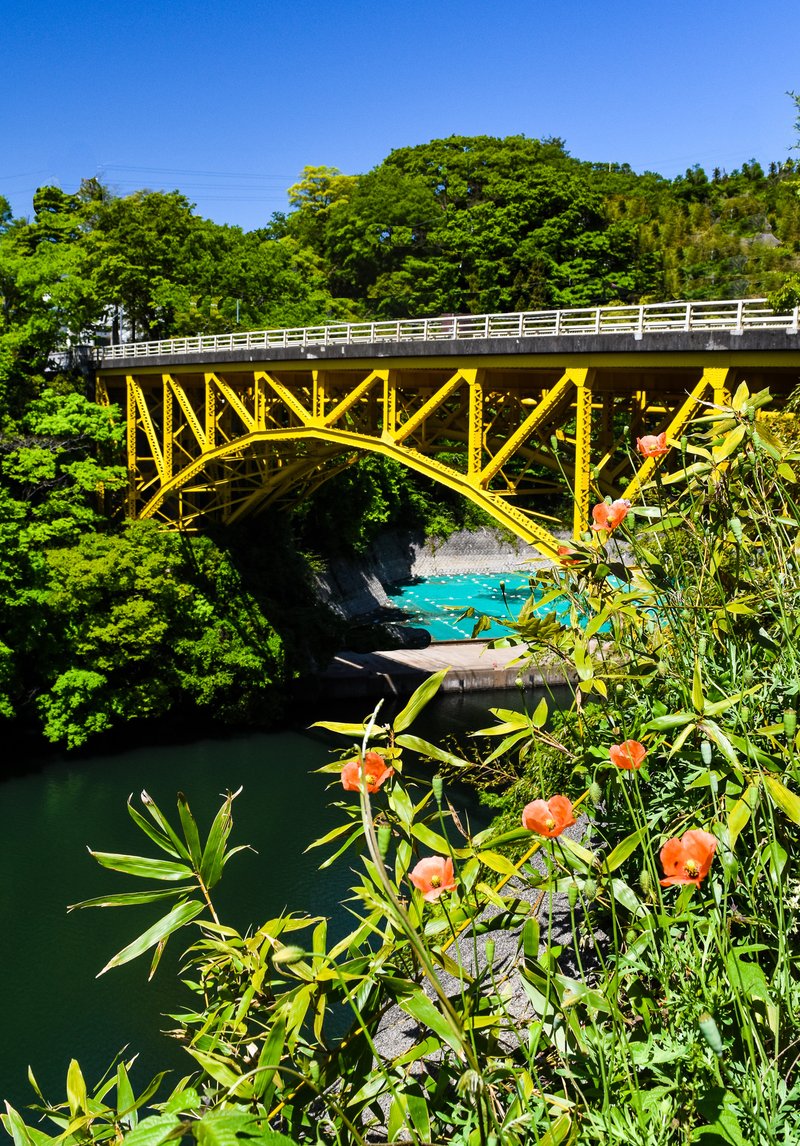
[583,877,597,901]
[308,1059,320,1085]
[680,434,689,454]
[698,637,707,657]
[432,773,444,806]
[485,939,496,967]
[701,740,712,766]
[377,823,392,859]
[699,1012,723,1056]
[785,709,797,740]
[639,869,653,897]
[567,881,579,909]
[589,781,603,804]
[730,516,743,544]
[273,945,306,967]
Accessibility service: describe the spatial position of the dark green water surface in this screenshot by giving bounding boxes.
[0,690,516,1112]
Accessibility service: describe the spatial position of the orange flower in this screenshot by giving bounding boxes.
[340,750,393,794]
[522,795,576,838]
[591,498,631,532]
[659,829,717,887]
[409,855,457,901]
[636,432,669,458]
[609,740,647,771]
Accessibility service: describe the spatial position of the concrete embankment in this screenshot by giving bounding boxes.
[319,639,572,700]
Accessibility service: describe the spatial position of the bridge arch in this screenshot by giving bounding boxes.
[139,426,567,557]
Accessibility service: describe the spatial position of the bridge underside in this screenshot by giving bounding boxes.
[97,349,800,558]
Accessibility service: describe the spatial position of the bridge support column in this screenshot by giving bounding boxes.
[572,369,595,538]
[466,369,485,480]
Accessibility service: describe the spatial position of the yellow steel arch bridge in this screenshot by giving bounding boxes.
[96,298,800,559]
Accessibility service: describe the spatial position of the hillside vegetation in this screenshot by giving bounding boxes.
[1,128,799,747]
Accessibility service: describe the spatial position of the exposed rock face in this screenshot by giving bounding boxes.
[314,528,550,622]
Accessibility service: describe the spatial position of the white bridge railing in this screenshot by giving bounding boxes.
[100,297,800,362]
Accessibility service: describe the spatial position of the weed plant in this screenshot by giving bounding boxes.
[4,384,800,1145]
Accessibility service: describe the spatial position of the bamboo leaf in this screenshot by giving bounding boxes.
[126,801,183,860]
[139,791,192,862]
[727,781,760,847]
[535,1113,572,1146]
[692,659,705,713]
[200,788,241,890]
[394,733,471,767]
[601,826,648,874]
[476,849,520,877]
[98,900,204,976]
[399,988,463,1053]
[764,776,800,824]
[69,886,195,910]
[392,669,449,732]
[89,851,193,882]
[177,793,203,867]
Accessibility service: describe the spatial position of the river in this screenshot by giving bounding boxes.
[0,689,521,1113]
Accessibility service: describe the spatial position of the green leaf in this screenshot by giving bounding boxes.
[89,851,194,882]
[309,719,369,735]
[398,987,463,1053]
[712,423,746,463]
[98,900,205,975]
[601,826,648,874]
[535,1113,572,1146]
[476,849,520,877]
[393,733,472,767]
[646,711,693,731]
[69,886,195,910]
[200,788,240,890]
[692,659,705,713]
[66,1059,87,1117]
[116,1063,136,1128]
[177,793,203,867]
[764,775,800,824]
[392,669,449,732]
[727,781,760,847]
[410,822,457,854]
[253,1018,286,1100]
[118,1114,182,1146]
[139,791,194,861]
[126,801,184,860]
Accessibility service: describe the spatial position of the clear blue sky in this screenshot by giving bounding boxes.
[2,0,798,232]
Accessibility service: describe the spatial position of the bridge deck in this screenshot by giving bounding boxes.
[99,327,800,374]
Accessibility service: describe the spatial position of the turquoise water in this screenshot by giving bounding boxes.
[387,573,572,641]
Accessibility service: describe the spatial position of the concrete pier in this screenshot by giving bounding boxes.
[318,639,570,700]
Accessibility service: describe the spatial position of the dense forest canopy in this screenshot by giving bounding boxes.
[0,126,799,748]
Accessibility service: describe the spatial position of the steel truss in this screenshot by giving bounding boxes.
[97,354,798,559]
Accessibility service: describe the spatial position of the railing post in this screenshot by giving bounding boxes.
[518,312,524,337]
[685,303,692,332]
[555,309,562,336]
[594,308,601,334]
[735,298,744,334]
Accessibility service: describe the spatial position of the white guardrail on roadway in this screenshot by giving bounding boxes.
[100,298,800,362]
